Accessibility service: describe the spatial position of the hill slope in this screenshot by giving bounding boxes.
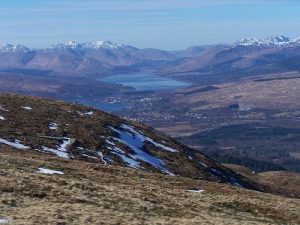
[224,164,300,198]
[0,93,259,189]
[0,147,299,225]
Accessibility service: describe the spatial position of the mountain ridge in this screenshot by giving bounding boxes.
[0,93,260,190]
[232,35,300,48]
[2,35,300,52]
[1,35,299,77]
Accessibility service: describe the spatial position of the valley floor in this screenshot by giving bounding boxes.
[0,147,299,225]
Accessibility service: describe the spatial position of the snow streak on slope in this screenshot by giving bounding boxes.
[37,167,64,175]
[21,106,32,110]
[0,106,8,111]
[0,138,29,150]
[117,124,177,152]
[0,217,7,224]
[40,137,72,159]
[186,189,205,193]
[108,124,175,175]
[49,122,59,130]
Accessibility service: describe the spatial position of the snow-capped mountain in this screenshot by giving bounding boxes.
[0,36,299,76]
[293,36,300,43]
[232,35,300,48]
[0,39,175,74]
[161,35,300,76]
[50,40,124,50]
[0,44,30,53]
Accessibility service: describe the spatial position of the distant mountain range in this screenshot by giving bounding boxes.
[232,35,300,47]
[0,35,299,78]
[0,40,175,75]
[160,36,300,81]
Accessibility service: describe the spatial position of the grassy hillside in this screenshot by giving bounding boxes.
[224,164,300,199]
[0,93,259,189]
[0,147,299,225]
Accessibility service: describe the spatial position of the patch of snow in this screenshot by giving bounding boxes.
[21,106,32,110]
[0,137,29,150]
[210,168,222,176]
[41,146,69,158]
[120,124,177,152]
[81,153,99,160]
[0,217,7,224]
[84,111,94,115]
[0,116,4,120]
[186,189,205,193]
[76,147,108,165]
[105,140,115,146]
[49,122,59,130]
[103,154,114,163]
[108,145,141,168]
[0,106,8,111]
[110,146,125,154]
[199,162,208,168]
[40,137,72,159]
[113,152,141,169]
[96,151,107,165]
[37,167,64,175]
[77,111,94,116]
[108,125,174,175]
[59,138,71,152]
[229,176,244,189]
[234,183,243,188]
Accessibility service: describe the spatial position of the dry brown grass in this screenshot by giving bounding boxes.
[224,164,300,199]
[0,147,299,225]
[175,72,300,110]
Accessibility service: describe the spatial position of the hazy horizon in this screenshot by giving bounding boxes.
[1,0,300,50]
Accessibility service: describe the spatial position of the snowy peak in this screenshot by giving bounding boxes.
[0,43,30,53]
[293,36,300,43]
[84,40,122,49]
[232,35,299,48]
[50,40,123,50]
[265,35,290,43]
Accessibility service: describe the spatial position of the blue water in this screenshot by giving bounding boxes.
[71,98,126,112]
[96,102,126,112]
[98,74,190,91]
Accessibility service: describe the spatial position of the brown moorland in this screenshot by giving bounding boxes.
[0,147,299,225]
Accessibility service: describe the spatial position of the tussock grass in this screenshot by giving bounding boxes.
[0,148,299,225]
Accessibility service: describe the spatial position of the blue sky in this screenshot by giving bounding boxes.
[0,0,299,50]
